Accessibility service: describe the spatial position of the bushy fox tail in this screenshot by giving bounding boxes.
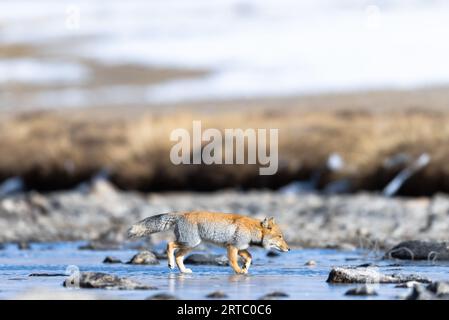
[128,213,181,238]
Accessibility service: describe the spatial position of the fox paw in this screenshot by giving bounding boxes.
[180,268,193,274]
[236,268,248,274]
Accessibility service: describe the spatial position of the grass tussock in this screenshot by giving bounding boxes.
[2,91,449,194]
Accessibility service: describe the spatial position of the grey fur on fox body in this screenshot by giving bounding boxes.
[128,211,290,274]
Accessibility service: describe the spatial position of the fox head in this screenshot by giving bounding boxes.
[261,217,290,252]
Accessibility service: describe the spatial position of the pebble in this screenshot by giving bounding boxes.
[102,256,122,264]
[126,251,159,265]
[146,293,178,300]
[206,291,228,299]
[304,260,317,266]
[259,291,289,300]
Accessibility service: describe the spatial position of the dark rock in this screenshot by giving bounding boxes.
[266,251,280,257]
[385,240,449,260]
[259,291,289,300]
[356,263,376,268]
[206,291,228,299]
[345,284,378,296]
[126,251,159,265]
[146,293,178,300]
[103,256,122,264]
[326,267,431,284]
[184,254,228,266]
[29,273,66,277]
[63,272,155,290]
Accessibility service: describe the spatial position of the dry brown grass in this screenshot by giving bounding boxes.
[1,88,449,194]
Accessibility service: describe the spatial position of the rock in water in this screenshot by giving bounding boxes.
[184,254,229,266]
[146,293,178,300]
[206,291,228,299]
[266,251,280,257]
[259,291,289,300]
[304,260,317,266]
[127,251,159,265]
[103,256,122,264]
[345,284,378,296]
[63,272,155,290]
[326,267,431,284]
[356,263,376,268]
[385,240,449,260]
[29,273,66,277]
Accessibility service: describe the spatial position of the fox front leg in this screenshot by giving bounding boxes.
[238,249,252,272]
[166,242,177,270]
[227,245,246,274]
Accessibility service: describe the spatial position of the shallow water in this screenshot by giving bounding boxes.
[0,242,448,300]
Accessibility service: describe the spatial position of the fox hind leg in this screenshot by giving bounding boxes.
[238,249,252,272]
[175,246,193,273]
[227,245,246,274]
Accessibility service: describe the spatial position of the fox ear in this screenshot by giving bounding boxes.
[261,217,274,229]
[261,218,270,229]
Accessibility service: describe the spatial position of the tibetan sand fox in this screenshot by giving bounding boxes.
[128,211,290,274]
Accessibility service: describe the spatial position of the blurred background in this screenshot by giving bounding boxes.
[1,0,449,195]
[2,2,449,300]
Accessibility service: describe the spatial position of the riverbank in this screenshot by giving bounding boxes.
[1,181,448,249]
